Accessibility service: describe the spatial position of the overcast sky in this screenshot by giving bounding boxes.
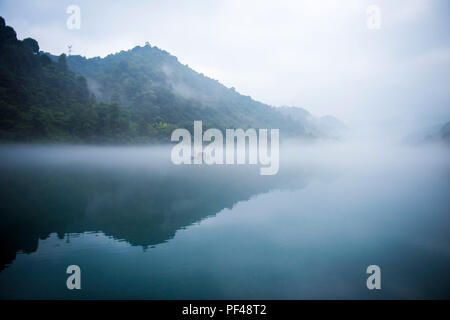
[1,0,449,131]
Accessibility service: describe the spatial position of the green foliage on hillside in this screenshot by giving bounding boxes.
[0,17,317,143]
[64,44,312,139]
[0,17,138,143]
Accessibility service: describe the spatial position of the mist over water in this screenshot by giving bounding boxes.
[0,138,449,299]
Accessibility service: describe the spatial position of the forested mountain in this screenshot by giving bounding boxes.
[61,45,318,139]
[0,17,342,143]
[0,17,132,142]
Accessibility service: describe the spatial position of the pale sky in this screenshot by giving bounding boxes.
[1,0,449,130]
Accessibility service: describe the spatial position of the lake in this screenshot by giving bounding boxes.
[0,142,449,299]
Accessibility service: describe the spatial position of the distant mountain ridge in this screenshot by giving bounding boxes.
[403,121,450,145]
[277,106,347,139]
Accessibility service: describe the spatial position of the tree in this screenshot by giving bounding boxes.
[39,54,52,66]
[22,38,39,54]
[57,54,68,70]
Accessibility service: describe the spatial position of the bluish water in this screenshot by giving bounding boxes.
[0,143,449,299]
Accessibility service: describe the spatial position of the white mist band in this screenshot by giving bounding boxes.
[171,121,279,175]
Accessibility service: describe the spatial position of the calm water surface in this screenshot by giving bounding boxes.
[0,143,449,299]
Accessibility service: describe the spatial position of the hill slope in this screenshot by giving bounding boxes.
[63,44,314,138]
[0,17,133,143]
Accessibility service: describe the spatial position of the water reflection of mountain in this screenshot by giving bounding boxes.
[0,149,319,271]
